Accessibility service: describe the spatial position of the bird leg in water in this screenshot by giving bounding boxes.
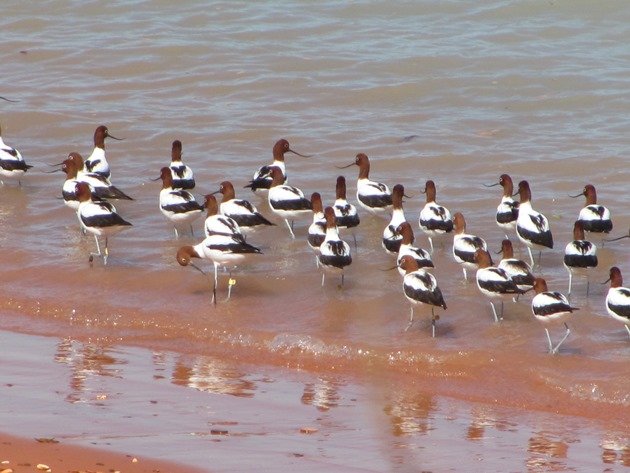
[405,306,415,332]
[284,219,296,239]
[546,323,571,355]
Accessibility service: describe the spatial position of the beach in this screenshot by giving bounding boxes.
[1,0,629,471]
[2,329,629,472]
[0,432,204,473]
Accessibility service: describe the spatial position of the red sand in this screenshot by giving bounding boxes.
[0,432,206,473]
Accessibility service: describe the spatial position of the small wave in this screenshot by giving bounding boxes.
[267,333,350,358]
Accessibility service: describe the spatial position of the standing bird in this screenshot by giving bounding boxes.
[399,255,446,336]
[396,222,434,277]
[497,239,535,295]
[515,180,553,268]
[83,125,123,179]
[267,167,312,238]
[0,124,32,184]
[245,138,312,195]
[168,140,195,190]
[156,167,204,237]
[203,194,243,239]
[483,174,519,238]
[75,182,132,265]
[215,180,274,234]
[59,157,84,210]
[337,153,392,216]
[452,212,487,281]
[474,249,524,322]
[382,184,407,255]
[307,192,327,251]
[531,278,578,354]
[418,180,453,253]
[570,184,613,235]
[176,232,262,305]
[318,207,352,287]
[604,267,630,339]
[563,220,598,296]
[332,176,360,248]
[61,153,133,206]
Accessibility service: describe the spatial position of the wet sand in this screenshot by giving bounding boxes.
[0,432,205,473]
[2,329,629,472]
[2,1,630,471]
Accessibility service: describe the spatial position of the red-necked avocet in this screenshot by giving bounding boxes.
[176,230,261,305]
[452,212,487,281]
[604,267,630,339]
[245,138,312,196]
[60,153,132,207]
[203,194,246,244]
[215,180,274,234]
[497,239,535,296]
[483,173,519,238]
[563,220,598,296]
[531,278,578,354]
[515,180,553,267]
[75,181,132,265]
[337,153,392,216]
[156,166,203,238]
[570,184,612,236]
[382,184,407,255]
[267,166,312,238]
[332,176,360,249]
[307,192,326,251]
[318,206,352,287]
[395,222,433,277]
[168,139,195,190]
[84,125,123,179]
[418,180,453,253]
[474,249,524,322]
[0,124,32,185]
[398,254,446,336]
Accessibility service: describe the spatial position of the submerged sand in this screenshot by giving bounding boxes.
[1,329,628,472]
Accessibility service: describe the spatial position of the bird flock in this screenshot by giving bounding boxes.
[1,124,628,354]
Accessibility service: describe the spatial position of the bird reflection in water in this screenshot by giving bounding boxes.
[300,377,341,411]
[466,408,517,441]
[54,338,122,404]
[170,355,256,398]
[382,391,436,436]
[526,432,569,471]
[601,435,630,467]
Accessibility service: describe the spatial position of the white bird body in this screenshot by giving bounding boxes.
[0,131,32,182]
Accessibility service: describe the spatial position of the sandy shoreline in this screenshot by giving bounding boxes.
[0,432,206,473]
[1,328,629,472]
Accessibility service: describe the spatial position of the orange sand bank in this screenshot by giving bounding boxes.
[0,432,206,473]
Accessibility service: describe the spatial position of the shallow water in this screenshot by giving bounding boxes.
[2,329,629,472]
[1,0,629,469]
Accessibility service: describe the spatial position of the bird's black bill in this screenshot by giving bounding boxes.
[335,162,356,170]
[287,148,313,158]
